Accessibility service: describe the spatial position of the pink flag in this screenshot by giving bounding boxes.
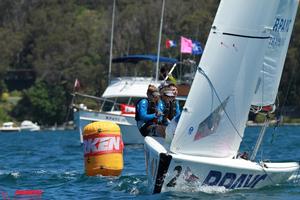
[180,36,193,54]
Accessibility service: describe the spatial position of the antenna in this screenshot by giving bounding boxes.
[108,0,116,85]
[155,0,166,81]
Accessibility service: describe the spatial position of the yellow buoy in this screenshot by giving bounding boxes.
[83,121,124,176]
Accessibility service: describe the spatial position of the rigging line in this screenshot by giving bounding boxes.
[279,68,296,118]
[197,67,252,152]
[259,161,276,185]
[270,68,297,144]
[270,97,281,144]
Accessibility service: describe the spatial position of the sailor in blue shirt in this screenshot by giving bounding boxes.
[135,85,163,137]
[160,89,181,126]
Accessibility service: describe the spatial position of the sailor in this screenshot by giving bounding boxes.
[160,87,181,126]
[169,83,178,97]
[135,85,163,137]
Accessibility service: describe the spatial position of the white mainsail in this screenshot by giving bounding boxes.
[170,0,280,158]
[251,0,299,106]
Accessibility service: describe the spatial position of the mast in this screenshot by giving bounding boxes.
[250,116,270,161]
[108,0,116,85]
[155,0,166,81]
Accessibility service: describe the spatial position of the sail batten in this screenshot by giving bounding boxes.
[170,0,281,158]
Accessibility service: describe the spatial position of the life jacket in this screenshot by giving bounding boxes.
[135,98,157,121]
[163,100,177,121]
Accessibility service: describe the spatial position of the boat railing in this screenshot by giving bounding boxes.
[72,92,130,113]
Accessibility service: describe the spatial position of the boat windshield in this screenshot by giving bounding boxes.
[74,93,139,112]
[101,97,140,112]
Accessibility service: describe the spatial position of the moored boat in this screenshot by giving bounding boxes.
[20,120,40,132]
[0,122,21,132]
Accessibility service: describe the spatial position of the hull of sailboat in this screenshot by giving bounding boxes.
[144,136,299,194]
[74,109,144,144]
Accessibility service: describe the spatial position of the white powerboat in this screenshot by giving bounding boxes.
[20,120,40,131]
[0,122,21,132]
[144,0,300,194]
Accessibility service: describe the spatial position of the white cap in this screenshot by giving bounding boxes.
[164,90,175,97]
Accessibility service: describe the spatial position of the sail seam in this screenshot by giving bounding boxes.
[223,32,270,39]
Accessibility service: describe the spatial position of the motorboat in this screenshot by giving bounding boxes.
[0,122,21,132]
[20,120,40,131]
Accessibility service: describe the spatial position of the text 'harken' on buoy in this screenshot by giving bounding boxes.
[83,121,124,176]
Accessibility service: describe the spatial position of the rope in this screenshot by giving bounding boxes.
[197,67,252,152]
[269,65,296,144]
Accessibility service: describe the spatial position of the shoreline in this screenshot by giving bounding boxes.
[247,121,300,127]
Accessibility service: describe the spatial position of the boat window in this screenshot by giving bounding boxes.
[101,98,116,112]
[127,97,141,105]
[116,97,131,105]
[101,97,137,112]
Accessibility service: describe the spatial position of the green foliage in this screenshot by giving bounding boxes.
[12,81,67,125]
[282,116,300,124]
[0,106,11,123]
[0,0,300,125]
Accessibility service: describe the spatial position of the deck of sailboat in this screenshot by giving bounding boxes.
[144,136,299,193]
[145,136,299,172]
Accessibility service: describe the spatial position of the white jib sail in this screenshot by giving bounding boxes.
[170,0,280,158]
[251,0,299,106]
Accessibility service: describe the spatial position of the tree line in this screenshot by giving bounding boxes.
[0,0,299,125]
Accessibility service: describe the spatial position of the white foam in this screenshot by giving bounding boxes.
[197,185,229,194]
[129,186,139,195]
[11,172,20,178]
[287,173,300,184]
[35,170,46,174]
[165,176,229,194]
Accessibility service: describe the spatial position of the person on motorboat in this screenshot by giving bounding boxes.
[135,85,164,137]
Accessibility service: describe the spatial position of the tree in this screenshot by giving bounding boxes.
[12,81,67,125]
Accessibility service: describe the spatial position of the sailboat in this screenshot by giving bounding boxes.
[144,0,300,194]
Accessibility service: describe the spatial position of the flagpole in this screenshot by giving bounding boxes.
[155,0,166,81]
[108,0,116,85]
[64,79,79,127]
[180,53,182,81]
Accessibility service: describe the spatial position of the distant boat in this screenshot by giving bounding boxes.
[0,122,21,132]
[20,120,40,132]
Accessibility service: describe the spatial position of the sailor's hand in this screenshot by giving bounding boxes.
[155,111,163,117]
